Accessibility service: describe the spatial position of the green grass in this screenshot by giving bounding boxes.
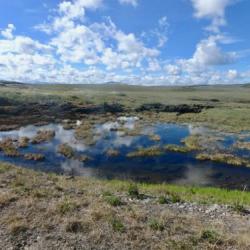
[104,179,250,206]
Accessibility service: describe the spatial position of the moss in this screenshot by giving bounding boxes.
[57,144,75,159]
[127,146,163,158]
[164,144,191,153]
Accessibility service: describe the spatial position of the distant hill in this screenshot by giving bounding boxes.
[0,80,24,85]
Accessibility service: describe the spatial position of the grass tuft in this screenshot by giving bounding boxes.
[149,219,164,231]
[65,221,87,233]
[57,199,79,215]
[110,218,125,233]
[200,230,221,244]
[105,195,123,207]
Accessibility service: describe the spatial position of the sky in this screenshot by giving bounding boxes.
[0,0,250,85]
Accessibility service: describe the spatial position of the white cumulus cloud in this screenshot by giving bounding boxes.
[191,0,237,32]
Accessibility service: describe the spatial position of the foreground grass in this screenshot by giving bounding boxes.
[1,162,250,249]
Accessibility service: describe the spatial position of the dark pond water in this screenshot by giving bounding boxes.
[1,118,250,190]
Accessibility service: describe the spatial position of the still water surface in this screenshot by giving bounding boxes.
[1,120,250,190]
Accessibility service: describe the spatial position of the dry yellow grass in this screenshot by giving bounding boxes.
[0,162,250,249]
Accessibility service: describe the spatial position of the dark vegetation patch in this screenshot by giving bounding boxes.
[135,103,214,115]
[0,94,214,131]
[65,221,88,233]
[0,98,125,130]
[190,98,220,103]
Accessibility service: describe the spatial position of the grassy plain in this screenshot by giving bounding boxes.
[1,83,250,132]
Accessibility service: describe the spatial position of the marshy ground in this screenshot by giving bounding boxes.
[1,82,250,249]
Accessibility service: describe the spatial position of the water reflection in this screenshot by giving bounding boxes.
[0,119,250,190]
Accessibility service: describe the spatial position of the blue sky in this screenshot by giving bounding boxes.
[0,0,250,85]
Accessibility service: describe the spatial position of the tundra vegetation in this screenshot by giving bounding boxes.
[31,130,55,144]
[164,144,192,153]
[57,143,75,159]
[196,153,250,168]
[1,83,250,248]
[127,146,163,158]
[1,83,250,132]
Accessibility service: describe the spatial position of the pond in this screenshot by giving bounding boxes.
[1,117,250,190]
